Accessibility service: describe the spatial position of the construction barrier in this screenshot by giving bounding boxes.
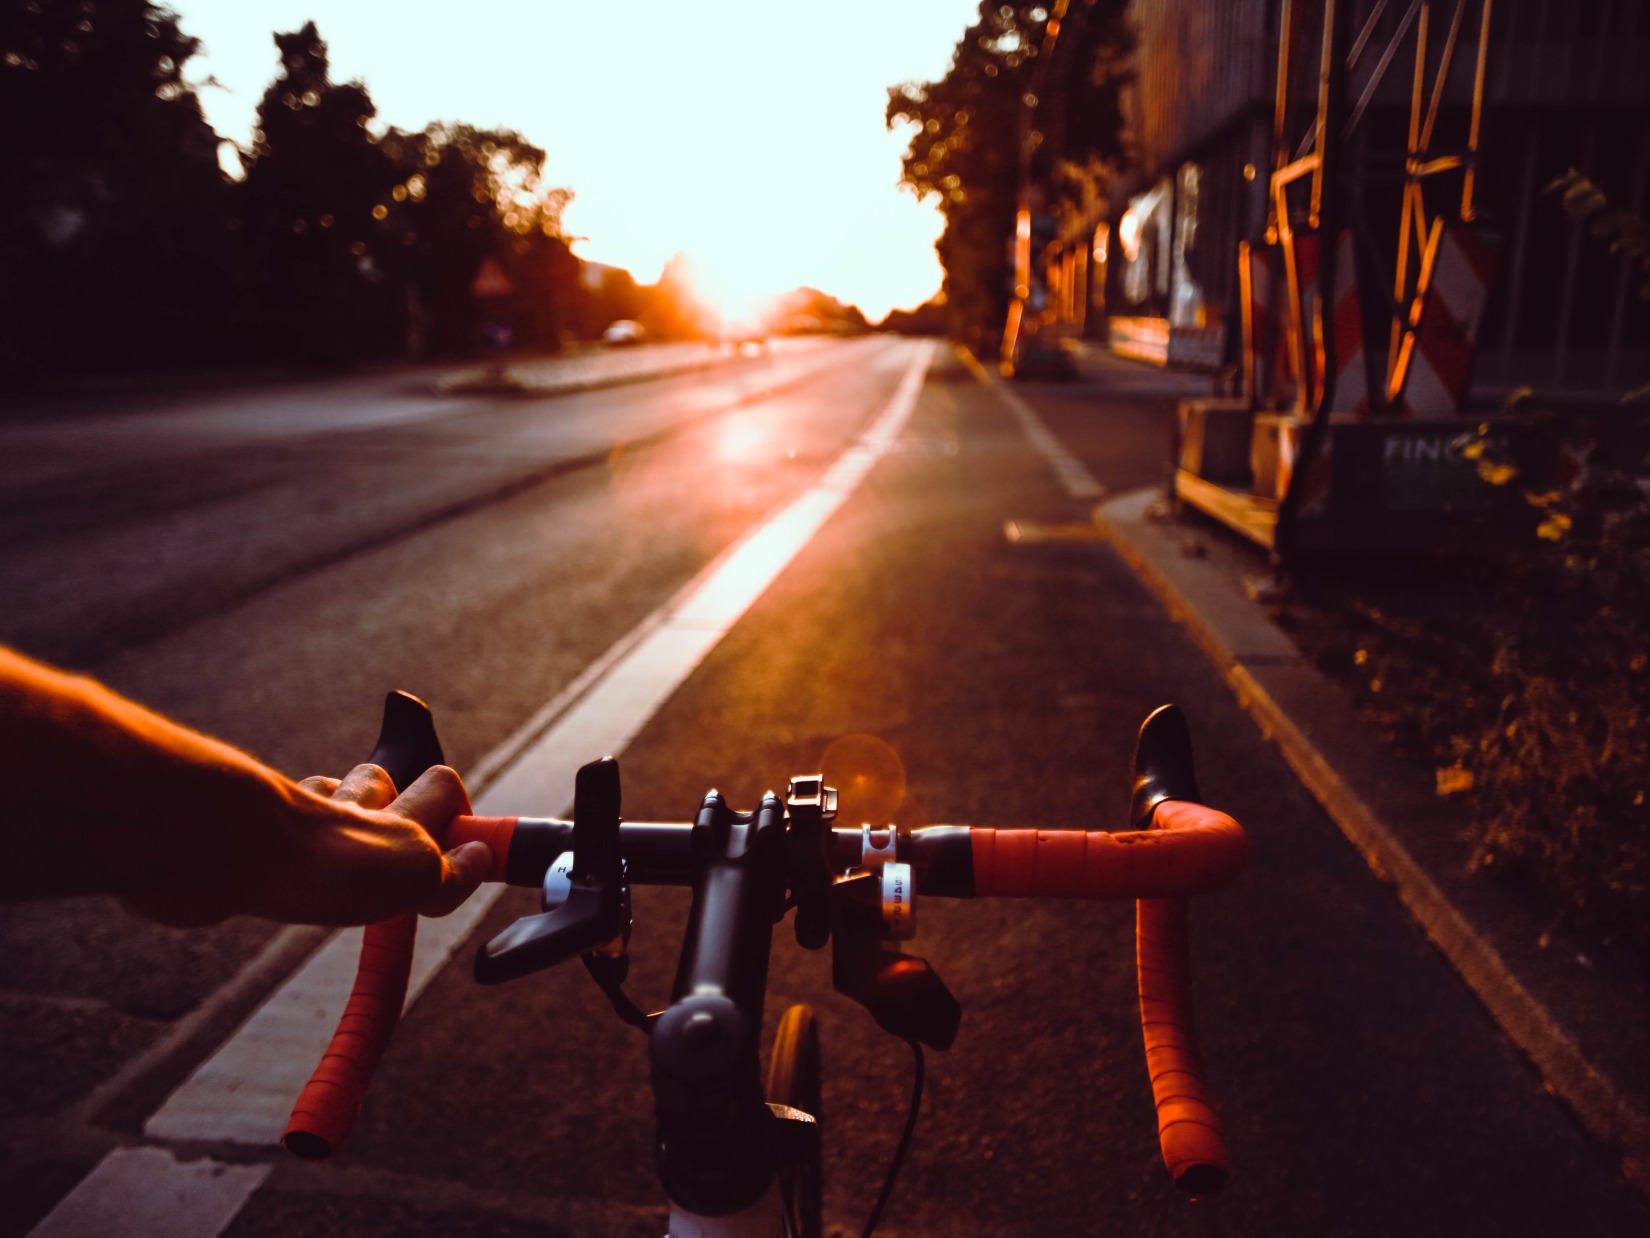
[1394,223,1499,415]
[1111,317,1227,371]
[1288,231,1370,416]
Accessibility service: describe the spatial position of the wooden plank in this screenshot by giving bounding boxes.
[1174,469,1279,548]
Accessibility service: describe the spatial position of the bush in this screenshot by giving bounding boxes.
[1460,394,1650,954]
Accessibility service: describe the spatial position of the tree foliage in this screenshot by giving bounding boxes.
[0,0,232,377]
[376,123,575,356]
[1550,167,1650,307]
[886,0,1131,348]
[1445,175,1650,952]
[237,22,401,363]
[1451,389,1650,955]
[878,298,948,335]
[1,6,583,378]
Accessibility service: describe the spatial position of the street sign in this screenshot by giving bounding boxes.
[471,258,514,299]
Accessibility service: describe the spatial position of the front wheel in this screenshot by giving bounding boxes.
[767,1004,823,1238]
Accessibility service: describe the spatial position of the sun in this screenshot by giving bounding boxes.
[670,246,788,328]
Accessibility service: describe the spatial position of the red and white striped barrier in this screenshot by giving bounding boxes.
[1239,242,1274,402]
[1290,230,1370,416]
[1395,223,1498,415]
[1248,225,1495,419]
[1325,230,1369,415]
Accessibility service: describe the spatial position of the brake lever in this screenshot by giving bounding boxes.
[366,690,447,792]
[474,757,631,985]
[828,869,960,1050]
[1130,703,1202,826]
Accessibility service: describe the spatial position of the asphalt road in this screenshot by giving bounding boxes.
[2,340,1644,1236]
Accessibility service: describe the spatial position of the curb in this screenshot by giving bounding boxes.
[433,352,742,400]
[1093,487,1650,1199]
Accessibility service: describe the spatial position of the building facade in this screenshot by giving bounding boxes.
[1095,0,1650,403]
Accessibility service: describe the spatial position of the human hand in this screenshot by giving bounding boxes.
[291,762,493,922]
[122,763,492,928]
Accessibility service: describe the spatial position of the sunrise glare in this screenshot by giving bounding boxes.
[165,0,983,321]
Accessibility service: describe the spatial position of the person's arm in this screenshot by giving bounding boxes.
[0,646,489,926]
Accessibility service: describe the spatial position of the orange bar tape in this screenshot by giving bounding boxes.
[282,818,520,1159]
[969,801,1247,899]
[282,913,416,1160]
[1139,896,1229,1193]
[970,801,1245,1193]
[444,815,518,884]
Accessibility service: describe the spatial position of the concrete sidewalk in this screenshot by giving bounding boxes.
[1093,487,1650,1198]
[6,340,766,417]
[434,338,831,399]
[434,340,739,397]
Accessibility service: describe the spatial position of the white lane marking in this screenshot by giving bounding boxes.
[32,340,935,1238]
[958,347,1105,499]
[143,897,498,1146]
[26,1148,270,1238]
[464,339,931,815]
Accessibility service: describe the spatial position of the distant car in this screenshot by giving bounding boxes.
[601,319,646,347]
[719,318,768,351]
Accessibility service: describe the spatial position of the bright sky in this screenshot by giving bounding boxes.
[169,1,981,321]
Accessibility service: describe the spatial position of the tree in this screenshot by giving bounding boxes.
[887,1,1131,348]
[878,298,949,335]
[375,123,574,356]
[771,287,869,334]
[0,0,233,378]
[237,22,402,364]
[575,263,645,340]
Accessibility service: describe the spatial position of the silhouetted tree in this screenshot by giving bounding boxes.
[878,298,949,335]
[576,263,645,339]
[887,0,1130,348]
[236,22,403,365]
[375,123,573,356]
[772,287,868,334]
[0,0,232,379]
[2,9,578,377]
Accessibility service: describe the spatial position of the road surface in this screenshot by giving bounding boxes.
[1,339,1642,1236]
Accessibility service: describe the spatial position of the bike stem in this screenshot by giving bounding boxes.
[650,789,791,1218]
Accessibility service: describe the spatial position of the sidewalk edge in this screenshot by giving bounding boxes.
[432,352,740,399]
[1095,489,1650,1198]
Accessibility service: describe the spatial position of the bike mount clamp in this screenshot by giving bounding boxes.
[858,827,916,940]
[474,757,632,986]
[784,775,838,952]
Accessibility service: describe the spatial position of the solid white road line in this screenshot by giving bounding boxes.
[26,1148,271,1238]
[30,339,934,1238]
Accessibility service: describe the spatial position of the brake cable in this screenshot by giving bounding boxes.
[861,1037,926,1238]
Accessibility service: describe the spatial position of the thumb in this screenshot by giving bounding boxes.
[418,840,492,917]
